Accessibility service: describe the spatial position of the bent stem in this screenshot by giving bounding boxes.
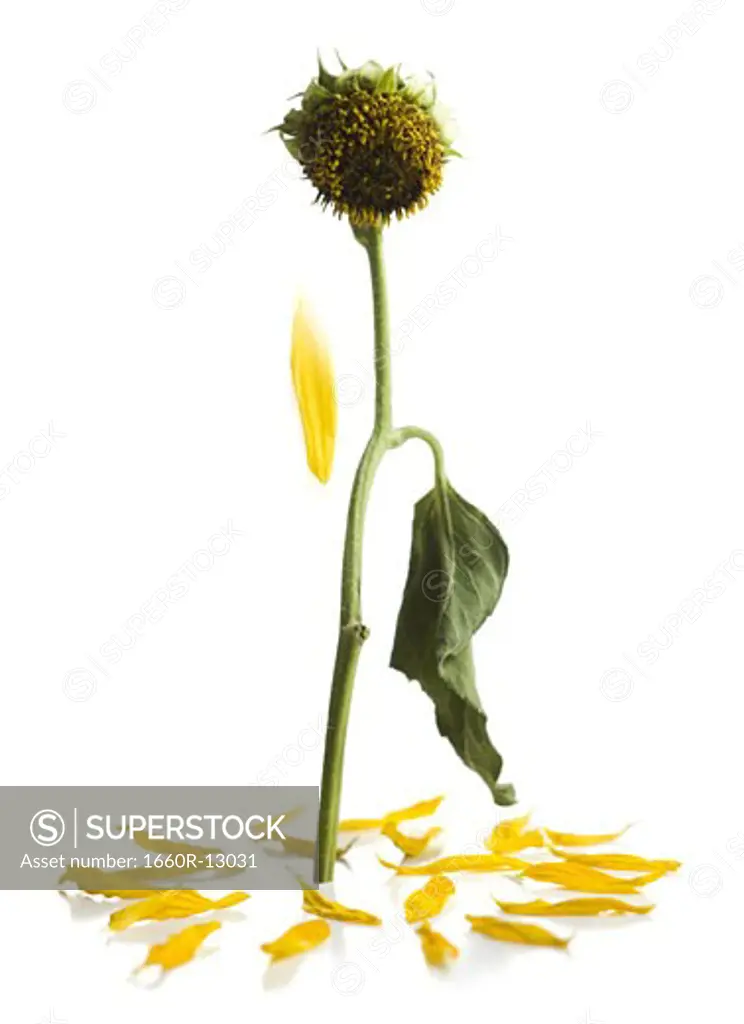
[317,227,446,882]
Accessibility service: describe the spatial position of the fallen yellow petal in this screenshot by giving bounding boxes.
[495,897,654,917]
[382,822,441,859]
[339,796,444,832]
[521,861,641,894]
[136,921,220,974]
[132,831,223,861]
[379,854,527,876]
[291,298,336,484]
[467,914,570,948]
[549,847,681,875]
[486,814,545,854]
[261,919,331,962]
[279,835,355,862]
[109,890,249,931]
[404,876,456,924]
[543,826,630,847]
[302,889,381,925]
[416,922,459,967]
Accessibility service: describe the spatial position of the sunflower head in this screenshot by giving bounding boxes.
[274,56,458,228]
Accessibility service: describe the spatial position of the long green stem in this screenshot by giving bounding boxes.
[316,229,447,883]
[317,225,391,882]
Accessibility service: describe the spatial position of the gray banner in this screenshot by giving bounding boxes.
[0,786,318,890]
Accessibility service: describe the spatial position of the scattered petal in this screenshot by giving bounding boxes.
[379,854,527,876]
[278,835,355,862]
[486,814,545,854]
[382,822,441,859]
[416,922,459,967]
[261,919,331,962]
[132,832,223,861]
[520,862,641,894]
[291,298,337,484]
[404,876,456,923]
[495,897,654,917]
[135,921,220,974]
[339,796,444,832]
[466,914,570,948]
[109,890,249,931]
[549,847,680,875]
[543,826,630,847]
[302,889,381,925]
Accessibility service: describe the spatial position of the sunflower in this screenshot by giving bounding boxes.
[274,56,458,226]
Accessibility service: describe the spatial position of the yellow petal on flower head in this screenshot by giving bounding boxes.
[543,826,630,847]
[109,889,249,932]
[495,897,654,917]
[135,921,221,974]
[549,847,681,876]
[466,915,570,949]
[382,822,441,859]
[379,853,527,876]
[291,298,336,484]
[486,814,545,855]
[404,876,456,924]
[261,919,331,962]
[416,922,459,967]
[339,796,444,833]
[520,861,641,894]
[301,889,381,925]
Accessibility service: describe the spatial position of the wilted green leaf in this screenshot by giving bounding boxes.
[390,481,515,805]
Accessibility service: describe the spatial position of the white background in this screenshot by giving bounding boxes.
[2,0,743,1020]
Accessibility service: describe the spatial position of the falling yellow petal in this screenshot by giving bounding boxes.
[339,796,444,832]
[135,921,221,974]
[109,890,249,932]
[291,299,336,484]
[543,826,630,847]
[416,922,459,967]
[382,822,441,859]
[404,876,456,924]
[520,861,641,894]
[495,897,654,917]
[261,919,331,962]
[379,854,527,876]
[467,915,570,949]
[302,889,381,925]
[486,814,545,854]
[549,847,681,875]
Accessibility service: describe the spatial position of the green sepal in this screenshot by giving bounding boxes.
[390,478,515,805]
